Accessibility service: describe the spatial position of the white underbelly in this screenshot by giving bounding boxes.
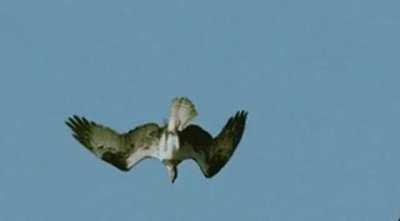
[158,132,180,161]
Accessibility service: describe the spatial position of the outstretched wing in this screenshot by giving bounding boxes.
[66,116,162,171]
[179,111,248,178]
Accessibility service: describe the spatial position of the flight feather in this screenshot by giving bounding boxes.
[178,111,248,178]
[66,116,161,171]
[66,97,247,182]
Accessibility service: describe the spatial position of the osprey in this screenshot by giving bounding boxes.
[66,97,247,183]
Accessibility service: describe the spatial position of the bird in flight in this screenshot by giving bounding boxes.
[66,97,248,183]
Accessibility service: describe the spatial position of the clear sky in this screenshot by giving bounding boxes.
[0,0,399,220]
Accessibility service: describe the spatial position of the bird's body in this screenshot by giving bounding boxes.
[66,97,247,183]
[159,131,180,161]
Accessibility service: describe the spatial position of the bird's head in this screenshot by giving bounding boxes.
[164,161,178,184]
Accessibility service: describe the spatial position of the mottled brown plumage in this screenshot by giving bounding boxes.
[66,97,248,183]
[66,115,161,171]
[178,111,247,178]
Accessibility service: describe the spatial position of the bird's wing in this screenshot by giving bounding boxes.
[179,111,248,178]
[66,116,162,171]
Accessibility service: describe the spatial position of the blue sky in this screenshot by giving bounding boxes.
[1,0,400,220]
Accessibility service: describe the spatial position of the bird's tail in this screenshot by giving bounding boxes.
[168,97,198,132]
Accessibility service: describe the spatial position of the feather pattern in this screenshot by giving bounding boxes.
[66,97,247,182]
[66,116,161,171]
[178,111,248,178]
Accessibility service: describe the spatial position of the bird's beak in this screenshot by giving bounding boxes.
[166,164,177,184]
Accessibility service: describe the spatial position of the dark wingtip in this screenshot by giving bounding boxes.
[65,115,92,145]
[241,110,248,122]
[65,116,78,130]
[238,110,248,118]
[65,120,74,129]
[232,110,248,127]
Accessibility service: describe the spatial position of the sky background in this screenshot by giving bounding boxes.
[0,0,400,220]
